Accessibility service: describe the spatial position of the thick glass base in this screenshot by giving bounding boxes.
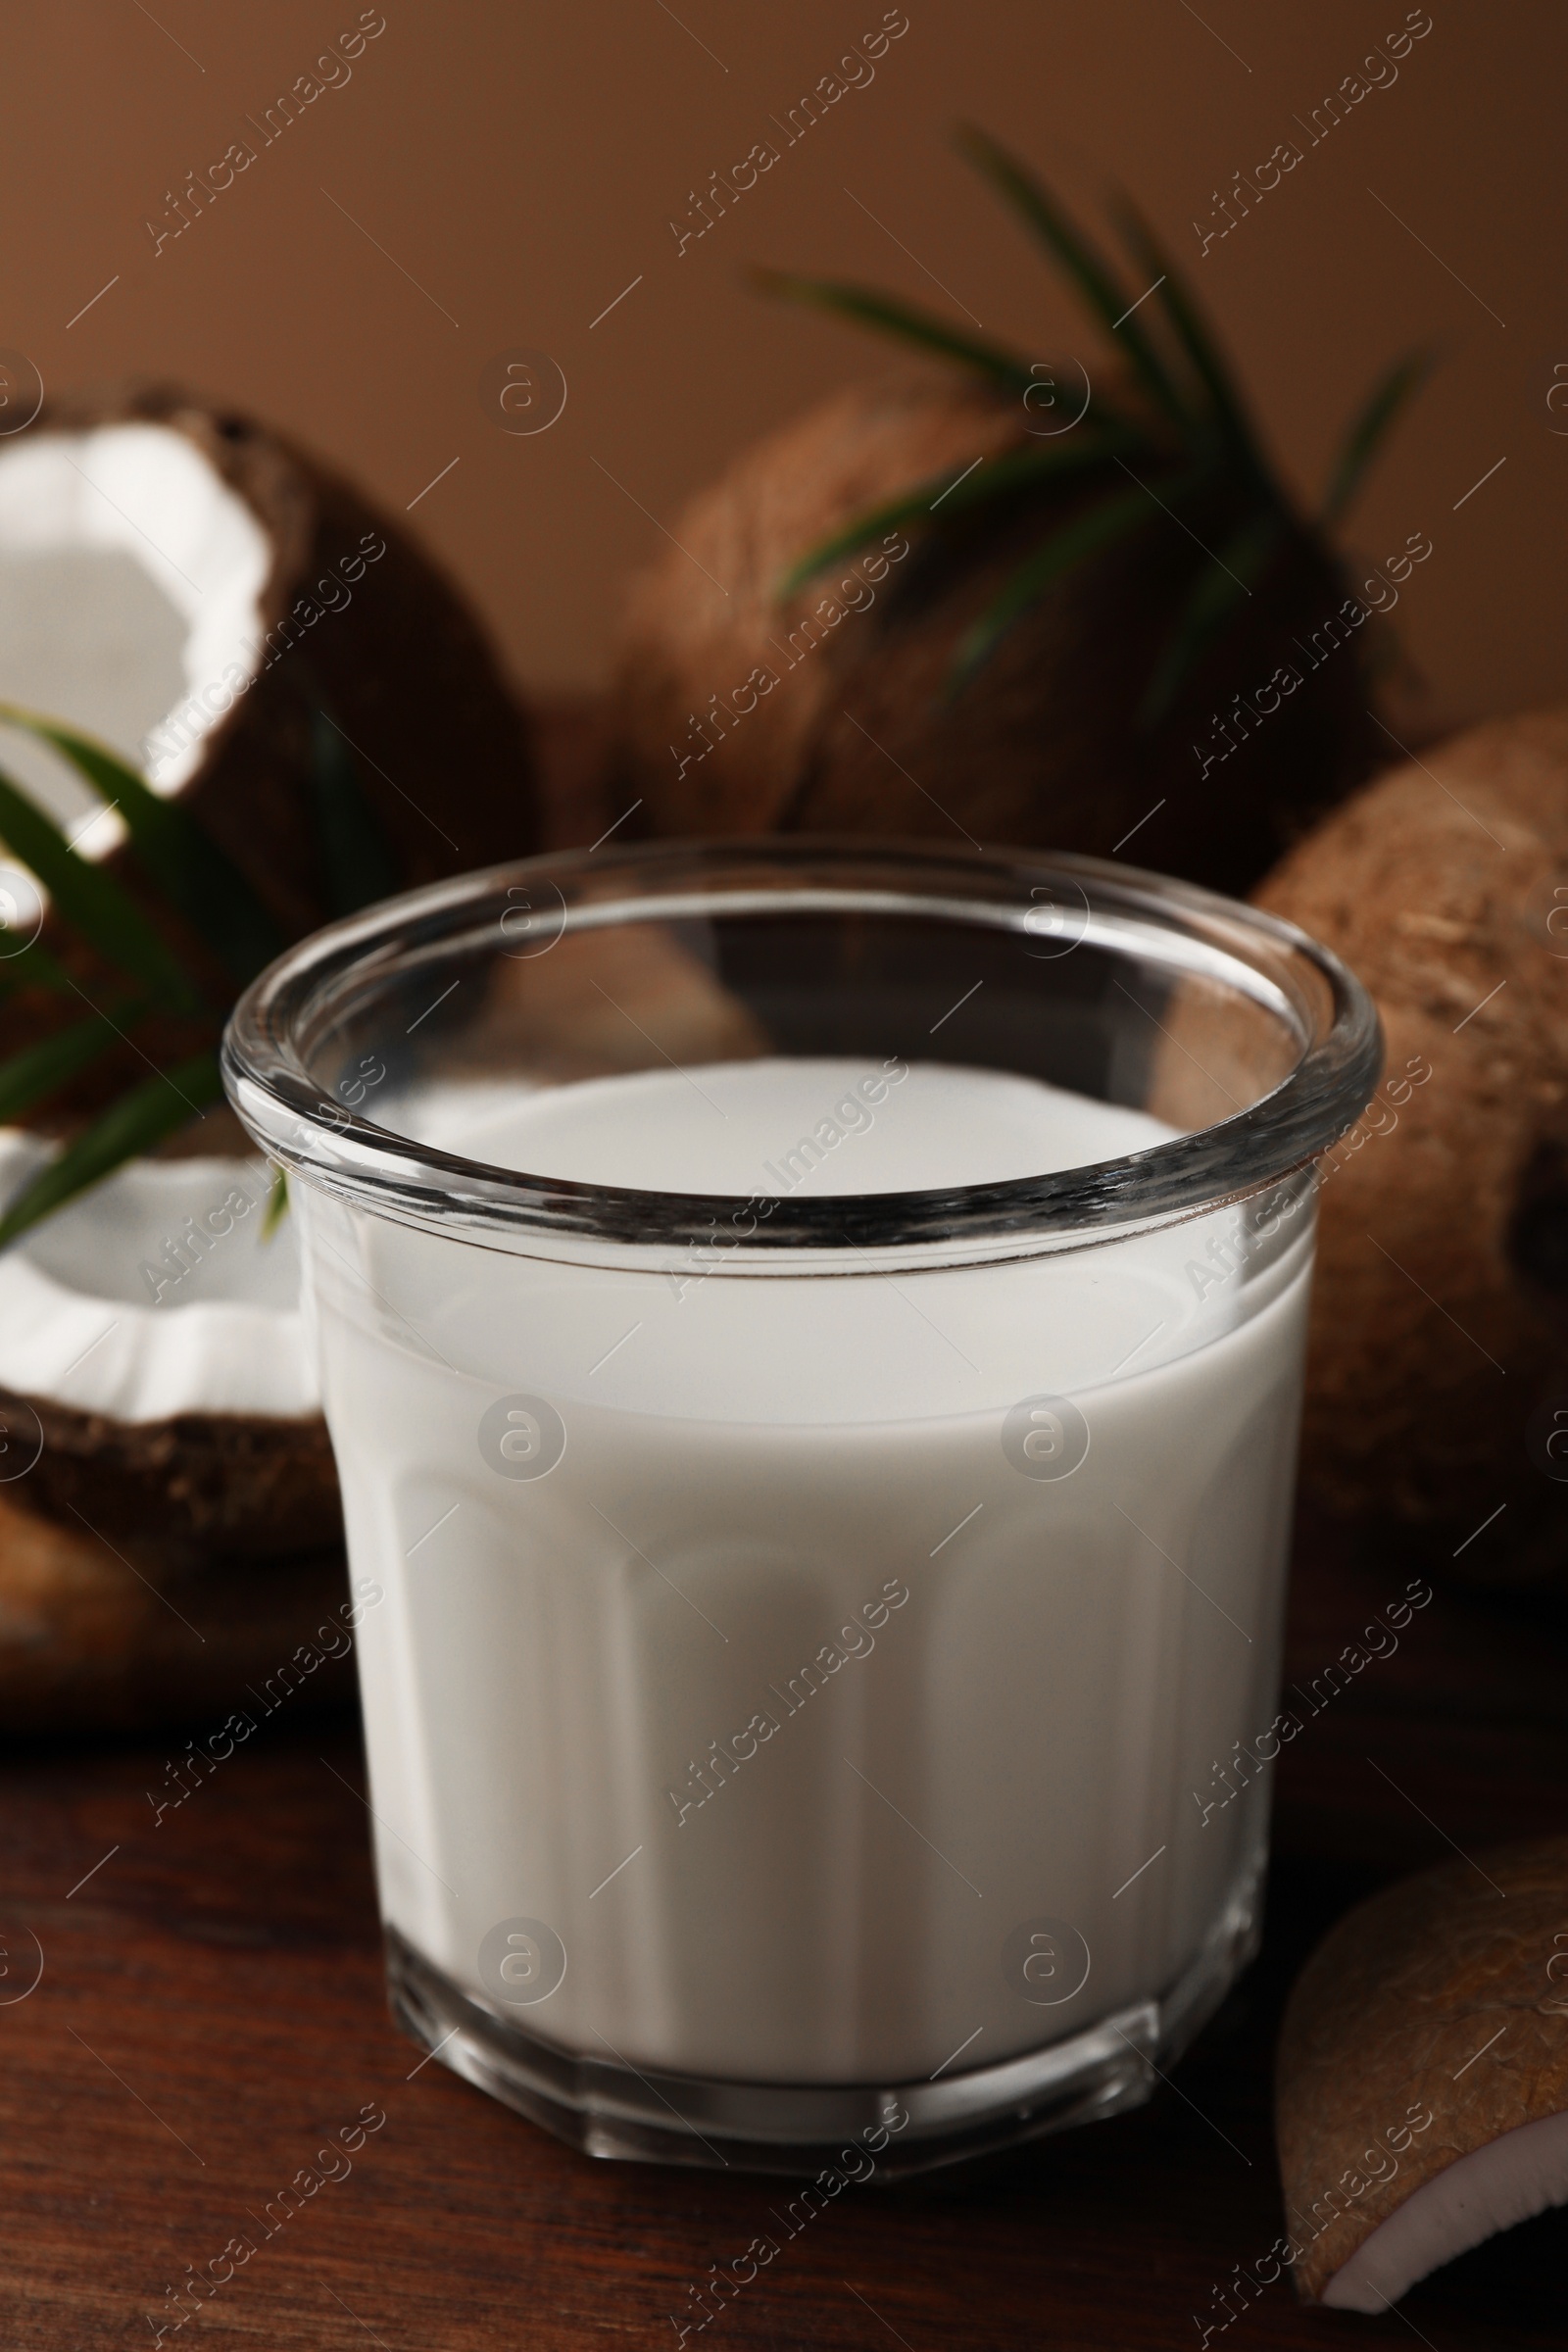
[386,1886,1259,2179]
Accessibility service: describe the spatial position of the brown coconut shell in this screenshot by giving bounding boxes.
[1276,1835,1568,2303]
[0,1482,352,1735]
[1255,710,1568,1572]
[1,380,537,1133]
[470,902,770,1086]
[612,374,1380,898]
[49,379,537,933]
[0,1385,339,1567]
[0,383,538,1657]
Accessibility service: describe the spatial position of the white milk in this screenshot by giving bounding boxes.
[307,1057,1310,2085]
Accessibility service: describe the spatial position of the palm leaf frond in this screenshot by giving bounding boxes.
[0,1049,223,1248]
[750,270,1037,395]
[0,764,202,1013]
[0,1004,144,1127]
[956,125,1191,430]
[777,431,1142,598]
[1321,347,1435,526]
[0,704,286,988]
[309,712,403,917]
[0,936,76,996]
[949,482,1160,693]
[1139,511,1287,726]
[1109,199,1272,484]
[261,1161,289,1238]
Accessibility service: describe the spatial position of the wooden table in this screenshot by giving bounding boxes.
[3,1509,1564,2352]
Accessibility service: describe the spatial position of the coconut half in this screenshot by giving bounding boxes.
[0,384,537,1723]
[1322,2110,1568,2312]
[0,418,270,853]
[1276,1834,1568,2310]
[0,1126,345,1728]
[0,1132,333,1565]
[0,379,536,956]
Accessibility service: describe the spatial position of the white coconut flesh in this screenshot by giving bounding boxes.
[0,1134,317,1423]
[1323,2108,1568,2312]
[0,430,302,1437]
[0,421,270,854]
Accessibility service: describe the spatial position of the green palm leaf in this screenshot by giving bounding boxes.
[0,703,285,986]
[778,431,1142,598]
[949,481,1160,693]
[0,764,202,1013]
[0,1049,223,1249]
[261,1162,289,1238]
[309,710,403,916]
[1109,198,1270,483]
[750,269,1037,395]
[1139,511,1287,726]
[956,125,1191,431]
[0,936,76,996]
[1321,348,1435,526]
[0,1004,143,1126]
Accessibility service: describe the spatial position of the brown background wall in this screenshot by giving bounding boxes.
[6,0,1562,732]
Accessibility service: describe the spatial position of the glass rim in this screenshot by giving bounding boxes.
[220,836,1383,1264]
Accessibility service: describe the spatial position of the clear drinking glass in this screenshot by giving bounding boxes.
[223,839,1379,2178]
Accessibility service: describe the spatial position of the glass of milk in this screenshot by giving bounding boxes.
[224,840,1379,2177]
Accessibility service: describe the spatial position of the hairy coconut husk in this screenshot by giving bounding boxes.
[1255,710,1568,1576]
[1276,1835,1568,2308]
[612,375,1380,898]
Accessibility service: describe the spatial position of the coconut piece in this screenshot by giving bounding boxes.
[0,381,538,1656]
[1254,709,1568,1560]
[0,1478,350,1735]
[1,382,537,906]
[612,374,1377,898]
[381,914,772,1179]
[1276,1835,1568,2309]
[0,1133,335,1568]
[0,381,536,1127]
[1324,2113,1568,2311]
[466,911,772,1086]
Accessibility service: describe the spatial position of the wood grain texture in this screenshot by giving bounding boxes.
[1,1513,1565,2351]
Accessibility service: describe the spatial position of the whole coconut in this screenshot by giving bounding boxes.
[1255,710,1568,1577]
[612,373,1382,898]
